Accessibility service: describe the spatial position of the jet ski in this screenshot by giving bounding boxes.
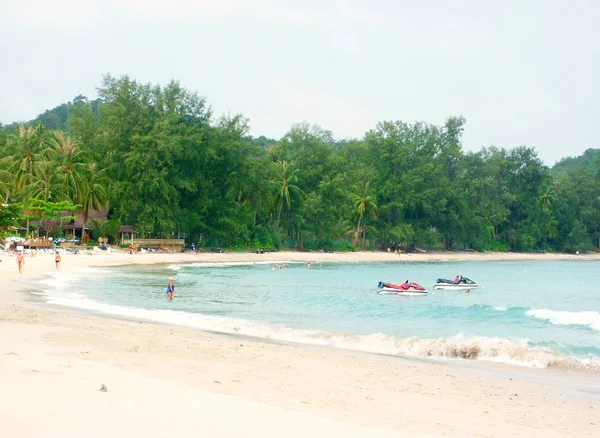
[377,281,428,296]
[433,277,479,290]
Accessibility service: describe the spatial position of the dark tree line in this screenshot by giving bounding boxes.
[1,75,599,253]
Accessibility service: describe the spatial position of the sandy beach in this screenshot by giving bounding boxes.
[1,250,598,437]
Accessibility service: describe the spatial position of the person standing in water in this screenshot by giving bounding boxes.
[166,277,175,301]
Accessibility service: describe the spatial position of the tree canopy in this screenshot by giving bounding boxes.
[1,75,598,253]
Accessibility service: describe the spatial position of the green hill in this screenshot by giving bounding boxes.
[3,95,101,133]
[552,148,600,176]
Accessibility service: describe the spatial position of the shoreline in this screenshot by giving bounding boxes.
[1,251,599,437]
[4,247,600,272]
[2,292,598,437]
[2,249,599,293]
[3,250,600,374]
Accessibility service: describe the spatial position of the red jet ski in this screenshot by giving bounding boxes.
[377,281,428,296]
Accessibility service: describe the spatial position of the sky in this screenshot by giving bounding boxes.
[1,0,599,165]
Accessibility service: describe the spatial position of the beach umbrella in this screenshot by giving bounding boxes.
[5,236,25,242]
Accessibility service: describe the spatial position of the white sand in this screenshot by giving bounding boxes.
[0,250,598,437]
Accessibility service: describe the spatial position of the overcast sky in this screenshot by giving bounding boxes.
[2,0,599,165]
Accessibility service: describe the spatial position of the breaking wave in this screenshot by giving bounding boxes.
[526,309,600,331]
[41,294,600,372]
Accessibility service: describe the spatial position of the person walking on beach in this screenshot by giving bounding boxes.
[55,251,61,270]
[166,277,175,301]
[16,251,24,274]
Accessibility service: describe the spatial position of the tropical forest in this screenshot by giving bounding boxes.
[1,75,599,253]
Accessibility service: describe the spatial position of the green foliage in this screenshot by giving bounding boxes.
[23,199,79,221]
[1,75,599,253]
[252,226,282,250]
[89,218,120,245]
[565,220,594,253]
[552,148,600,177]
[412,228,441,249]
[0,204,23,231]
[484,240,510,252]
[330,240,357,252]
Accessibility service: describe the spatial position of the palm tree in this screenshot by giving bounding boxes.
[28,160,61,202]
[2,123,49,198]
[271,160,303,228]
[350,182,378,248]
[0,166,12,203]
[79,161,110,242]
[546,217,559,240]
[50,132,88,203]
[1,123,50,234]
[540,182,558,211]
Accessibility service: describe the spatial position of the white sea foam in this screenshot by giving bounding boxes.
[525,309,600,331]
[42,295,599,371]
[38,272,77,293]
[493,306,507,312]
[168,261,303,270]
[37,267,109,299]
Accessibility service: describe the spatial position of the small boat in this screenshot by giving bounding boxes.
[377,281,428,296]
[433,277,479,290]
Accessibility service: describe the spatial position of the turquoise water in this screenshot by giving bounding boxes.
[40,260,600,370]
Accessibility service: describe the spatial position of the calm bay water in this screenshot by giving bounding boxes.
[39,259,600,371]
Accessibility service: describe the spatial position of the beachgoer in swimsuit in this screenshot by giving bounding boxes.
[55,252,61,270]
[17,252,24,274]
[166,277,175,301]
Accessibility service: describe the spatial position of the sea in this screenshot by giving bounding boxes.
[36,259,600,373]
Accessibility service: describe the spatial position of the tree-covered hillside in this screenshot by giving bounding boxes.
[552,148,600,177]
[2,95,102,134]
[1,75,599,253]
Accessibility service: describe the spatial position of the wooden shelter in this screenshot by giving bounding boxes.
[24,237,53,249]
[63,224,92,243]
[119,225,137,246]
[118,226,184,251]
[133,238,185,251]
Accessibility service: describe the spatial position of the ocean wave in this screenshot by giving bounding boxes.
[421,304,526,320]
[168,261,303,270]
[43,296,599,372]
[526,309,600,331]
[37,268,110,299]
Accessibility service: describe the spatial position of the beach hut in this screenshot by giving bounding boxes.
[63,224,91,244]
[119,225,136,246]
